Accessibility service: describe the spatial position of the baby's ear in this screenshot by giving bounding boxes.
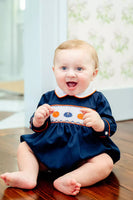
[91,69,98,82]
[93,69,98,77]
[52,66,55,72]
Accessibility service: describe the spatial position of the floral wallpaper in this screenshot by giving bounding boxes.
[67,0,133,89]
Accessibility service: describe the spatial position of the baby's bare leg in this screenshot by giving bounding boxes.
[53,153,113,195]
[1,142,39,189]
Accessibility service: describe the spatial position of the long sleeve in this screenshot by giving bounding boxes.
[94,92,117,138]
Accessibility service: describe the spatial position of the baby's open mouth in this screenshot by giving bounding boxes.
[66,82,77,88]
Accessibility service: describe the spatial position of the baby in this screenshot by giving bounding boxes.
[1,40,120,196]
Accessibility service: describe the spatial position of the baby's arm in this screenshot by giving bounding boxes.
[33,104,54,127]
[81,108,105,132]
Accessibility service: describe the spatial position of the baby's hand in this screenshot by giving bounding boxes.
[81,108,104,132]
[33,104,54,127]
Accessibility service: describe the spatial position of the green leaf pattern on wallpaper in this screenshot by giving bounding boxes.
[96,2,115,24]
[111,33,129,53]
[68,0,133,89]
[68,0,89,22]
[121,5,133,25]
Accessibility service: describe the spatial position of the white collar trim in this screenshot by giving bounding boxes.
[55,83,96,98]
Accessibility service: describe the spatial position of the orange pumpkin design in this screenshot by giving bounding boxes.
[77,113,84,120]
[52,111,60,118]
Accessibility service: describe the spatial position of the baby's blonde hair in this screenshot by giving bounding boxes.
[54,40,99,69]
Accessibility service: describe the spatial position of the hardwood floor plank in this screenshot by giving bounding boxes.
[113,139,133,156]
[113,166,133,192]
[116,152,133,171]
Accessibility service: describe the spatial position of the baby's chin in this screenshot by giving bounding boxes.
[65,89,81,96]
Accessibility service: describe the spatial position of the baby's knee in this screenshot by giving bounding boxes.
[101,154,114,176]
[90,153,113,176]
[17,141,32,155]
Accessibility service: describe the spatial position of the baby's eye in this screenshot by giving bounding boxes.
[61,66,67,70]
[76,67,83,71]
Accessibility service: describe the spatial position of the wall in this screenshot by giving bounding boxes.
[68,0,133,120]
[68,0,133,89]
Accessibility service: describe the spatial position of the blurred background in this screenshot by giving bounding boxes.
[0,0,24,91]
[0,0,25,129]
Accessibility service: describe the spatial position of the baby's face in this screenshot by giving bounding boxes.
[53,48,98,96]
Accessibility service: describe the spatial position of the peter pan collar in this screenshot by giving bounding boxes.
[55,83,96,98]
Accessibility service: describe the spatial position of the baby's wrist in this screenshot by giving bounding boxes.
[33,117,45,128]
[93,119,105,132]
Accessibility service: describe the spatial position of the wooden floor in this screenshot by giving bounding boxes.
[0,121,133,200]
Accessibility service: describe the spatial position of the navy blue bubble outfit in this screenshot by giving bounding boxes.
[21,86,120,172]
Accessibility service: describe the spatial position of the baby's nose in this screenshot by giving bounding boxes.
[67,69,76,77]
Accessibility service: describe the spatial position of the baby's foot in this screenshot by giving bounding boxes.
[0,171,37,189]
[53,177,81,196]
